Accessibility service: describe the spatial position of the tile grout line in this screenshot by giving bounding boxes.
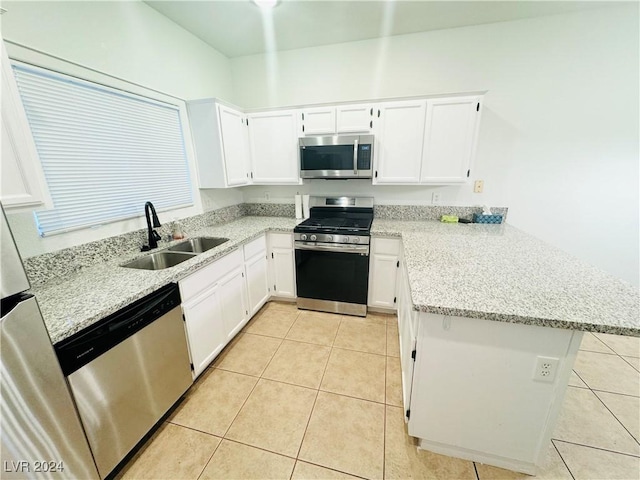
[472,461,480,480]
[550,438,576,480]
[382,320,388,480]
[590,390,640,448]
[551,438,640,459]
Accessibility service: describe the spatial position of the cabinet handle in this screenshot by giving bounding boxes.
[302,125,305,133]
[302,113,305,121]
[370,107,373,116]
[377,109,380,117]
[370,120,372,128]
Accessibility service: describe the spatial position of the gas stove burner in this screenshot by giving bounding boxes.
[293,196,374,245]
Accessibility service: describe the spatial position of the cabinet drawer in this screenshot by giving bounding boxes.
[243,234,267,260]
[372,237,401,256]
[269,232,293,249]
[180,248,243,302]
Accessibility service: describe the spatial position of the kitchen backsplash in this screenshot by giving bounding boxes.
[24,202,508,287]
[244,203,296,217]
[374,205,508,221]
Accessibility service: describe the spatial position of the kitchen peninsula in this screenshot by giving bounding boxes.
[26,212,639,475]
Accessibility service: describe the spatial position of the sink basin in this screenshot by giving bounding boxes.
[168,237,229,254]
[121,251,196,270]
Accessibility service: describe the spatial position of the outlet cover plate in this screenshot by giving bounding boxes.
[533,356,559,383]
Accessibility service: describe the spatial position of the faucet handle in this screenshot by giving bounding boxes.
[152,230,161,241]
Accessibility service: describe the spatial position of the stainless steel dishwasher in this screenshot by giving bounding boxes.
[55,284,193,479]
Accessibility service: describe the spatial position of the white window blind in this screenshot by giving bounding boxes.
[11,62,193,236]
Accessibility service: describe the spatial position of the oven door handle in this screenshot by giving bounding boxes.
[353,138,359,175]
[295,242,369,255]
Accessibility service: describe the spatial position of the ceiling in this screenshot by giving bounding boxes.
[145,1,614,58]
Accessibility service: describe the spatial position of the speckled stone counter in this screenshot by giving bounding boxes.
[32,216,298,345]
[32,215,639,345]
[371,219,640,337]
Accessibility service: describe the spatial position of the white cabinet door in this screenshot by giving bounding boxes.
[368,237,400,309]
[397,254,417,414]
[272,248,296,298]
[373,100,426,184]
[181,284,225,379]
[336,104,374,133]
[218,104,250,186]
[219,266,248,342]
[243,235,269,317]
[245,252,269,317]
[268,232,296,298]
[421,96,482,184]
[368,254,399,308]
[300,107,336,135]
[248,110,299,184]
[1,43,52,211]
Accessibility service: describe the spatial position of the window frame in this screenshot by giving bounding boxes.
[5,45,204,244]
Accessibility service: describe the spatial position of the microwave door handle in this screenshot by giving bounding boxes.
[353,139,358,175]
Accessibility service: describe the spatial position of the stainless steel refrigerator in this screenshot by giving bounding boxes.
[0,204,99,480]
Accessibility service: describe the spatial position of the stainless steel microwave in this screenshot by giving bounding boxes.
[299,134,373,179]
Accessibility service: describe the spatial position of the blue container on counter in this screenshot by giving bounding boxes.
[473,213,503,224]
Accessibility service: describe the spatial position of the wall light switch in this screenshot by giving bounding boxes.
[474,180,484,193]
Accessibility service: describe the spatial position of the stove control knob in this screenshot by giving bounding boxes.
[326,235,333,242]
[343,236,349,243]
[301,234,307,241]
[352,237,360,243]
[310,235,317,241]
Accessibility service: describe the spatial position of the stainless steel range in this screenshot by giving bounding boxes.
[294,196,374,317]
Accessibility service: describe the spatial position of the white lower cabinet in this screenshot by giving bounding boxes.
[397,252,418,414]
[268,232,296,298]
[368,237,401,309]
[180,283,225,379]
[218,266,248,342]
[243,235,269,317]
[179,249,245,378]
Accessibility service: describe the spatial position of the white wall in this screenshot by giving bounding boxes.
[1,1,242,257]
[233,5,639,285]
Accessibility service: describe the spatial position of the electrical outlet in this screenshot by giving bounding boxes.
[533,356,559,383]
[432,192,441,205]
[264,192,270,200]
[474,180,484,193]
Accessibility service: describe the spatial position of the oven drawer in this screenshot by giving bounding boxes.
[295,248,369,305]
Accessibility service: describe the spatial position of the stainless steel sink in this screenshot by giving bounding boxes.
[121,251,196,270]
[168,237,229,254]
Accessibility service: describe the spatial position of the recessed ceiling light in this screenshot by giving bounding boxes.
[251,0,280,9]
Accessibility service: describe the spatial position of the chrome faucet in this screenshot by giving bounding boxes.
[141,201,162,251]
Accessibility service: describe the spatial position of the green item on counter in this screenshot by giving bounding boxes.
[440,215,459,223]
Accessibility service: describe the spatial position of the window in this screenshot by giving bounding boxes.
[11,62,193,236]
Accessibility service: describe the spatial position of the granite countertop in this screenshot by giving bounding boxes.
[33,217,299,345]
[371,219,640,337]
[33,216,640,345]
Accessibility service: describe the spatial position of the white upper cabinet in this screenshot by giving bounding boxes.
[300,104,374,135]
[336,104,374,133]
[420,96,482,184]
[373,100,427,184]
[247,110,300,184]
[0,43,52,211]
[217,104,251,186]
[187,99,250,188]
[299,106,336,135]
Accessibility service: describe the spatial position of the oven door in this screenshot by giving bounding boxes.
[295,242,370,308]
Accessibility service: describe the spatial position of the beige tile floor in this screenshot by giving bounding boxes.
[116,302,640,480]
